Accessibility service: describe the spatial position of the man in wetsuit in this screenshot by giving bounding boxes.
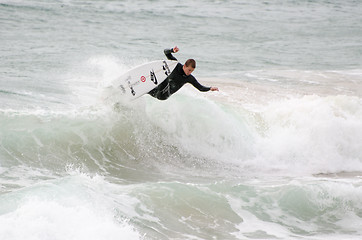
[148,46,219,100]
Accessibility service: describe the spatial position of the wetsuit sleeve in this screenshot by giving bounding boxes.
[188,76,211,92]
[164,48,178,61]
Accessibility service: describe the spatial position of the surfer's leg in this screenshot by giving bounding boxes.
[147,79,171,100]
[156,93,170,100]
[156,80,171,100]
[148,88,158,97]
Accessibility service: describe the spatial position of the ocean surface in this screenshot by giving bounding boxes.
[1,0,362,239]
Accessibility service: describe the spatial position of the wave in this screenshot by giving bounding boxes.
[1,56,362,179]
[1,89,361,179]
[2,170,361,240]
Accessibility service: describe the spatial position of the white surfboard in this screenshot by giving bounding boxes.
[113,60,178,100]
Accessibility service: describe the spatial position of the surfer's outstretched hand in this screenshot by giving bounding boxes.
[210,87,219,91]
[173,46,179,53]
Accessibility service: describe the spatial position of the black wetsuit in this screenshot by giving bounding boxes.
[148,48,211,100]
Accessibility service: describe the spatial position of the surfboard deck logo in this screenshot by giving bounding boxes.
[163,60,171,76]
[125,76,137,96]
[150,70,158,84]
[113,60,178,100]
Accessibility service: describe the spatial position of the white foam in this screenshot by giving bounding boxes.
[0,173,142,240]
[252,95,362,175]
[0,198,140,240]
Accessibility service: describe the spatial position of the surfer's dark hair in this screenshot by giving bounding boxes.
[185,59,196,68]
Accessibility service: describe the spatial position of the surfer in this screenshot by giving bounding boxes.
[148,46,219,100]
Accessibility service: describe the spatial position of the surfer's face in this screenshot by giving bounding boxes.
[183,65,195,76]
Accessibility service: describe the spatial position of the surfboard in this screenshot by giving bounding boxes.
[113,60,178,100]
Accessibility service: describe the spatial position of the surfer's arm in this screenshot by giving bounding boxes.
[164,47,178,61]
[188,76,211,92]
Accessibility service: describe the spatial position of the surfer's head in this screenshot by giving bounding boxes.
[183,59,196,76]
